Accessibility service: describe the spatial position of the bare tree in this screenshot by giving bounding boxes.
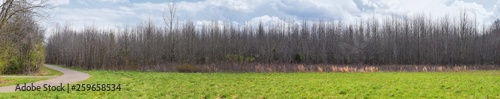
[162,1,178,62]
[0,0,47,29]
[0,0,48,74]
[163,1,176,33]
[45,11,500,72]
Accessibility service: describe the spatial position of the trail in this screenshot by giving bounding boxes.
[0,64,90,92]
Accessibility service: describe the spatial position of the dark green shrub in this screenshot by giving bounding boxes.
[294,52,302,63]
[4,56,21,74]
[272,48,278,61]
[225,54,255,62]
[0,45,11,74]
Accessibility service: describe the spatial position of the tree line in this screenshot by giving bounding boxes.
[45,11,500,71]
[0,0,46,74]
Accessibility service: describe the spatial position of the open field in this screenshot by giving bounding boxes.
[2,0,500,98]
[0,65,499,98]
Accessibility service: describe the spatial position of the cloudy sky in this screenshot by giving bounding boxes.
[43,0,500,35]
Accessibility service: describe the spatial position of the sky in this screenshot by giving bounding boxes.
[43,0,500,36]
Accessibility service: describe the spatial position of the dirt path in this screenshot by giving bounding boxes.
[0,64,90,92]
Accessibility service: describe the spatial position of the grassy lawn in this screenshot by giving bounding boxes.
[0,65,62,87]
[2,66,63,76]
[0,78,50,87]
[39,66,63,76]
[0,66,499,98]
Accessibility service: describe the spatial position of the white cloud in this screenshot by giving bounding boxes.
[47,0,70,6]
[131,2,167,11]
[43,0,500,37]
[348,0,497,25]
[275,0,359,20]
[44,6,138,36]
[246,15,285,26]
[98,0,129,3]
[494,1,500,19]
[206,0,253,13]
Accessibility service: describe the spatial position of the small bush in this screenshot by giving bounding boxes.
[176,64,202,73]
[453,66,467,72]
[297,65,306,72]
[368,66,379,72]
[225,54,255,62]
[331,66,340,72]
[4,57,21,74]
[341,67,351,72]
[254,64,265,72]
[436,66,444,71]
[266,67,273,72]
[294,52,302,63]
[317,66,323,72]
[422,66,428,72]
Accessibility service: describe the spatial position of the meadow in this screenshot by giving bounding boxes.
[0,65,499,98]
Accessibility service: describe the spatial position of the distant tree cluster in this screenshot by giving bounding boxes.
[45,11,500,71]
[0,0,47,74]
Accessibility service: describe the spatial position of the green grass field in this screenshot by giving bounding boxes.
[1,65,500,98]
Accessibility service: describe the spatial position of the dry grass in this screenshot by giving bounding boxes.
[436,66,444,71]
[364,66,379,72]
[266,67,273,72]
[176,64,202,72]
[115,63,494,73]
[0,78,8,85]
[422,66,428,72]
[329,66,378,72]
[317,67,324,72]
[297,65,307,72]
[415,66,469,72]
[453,66,467,72]
[255,64,265,72]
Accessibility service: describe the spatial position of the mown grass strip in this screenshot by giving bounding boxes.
[2,65,63,76]
[0,65,63,87]
[0,78,49,87]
